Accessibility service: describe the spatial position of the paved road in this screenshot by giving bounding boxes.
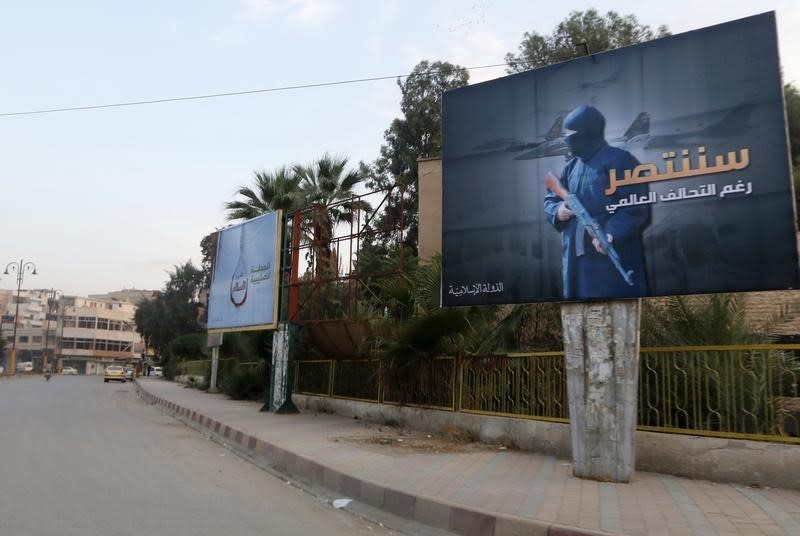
[0,376,393,536]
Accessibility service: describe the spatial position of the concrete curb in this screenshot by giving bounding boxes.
[134,379,614,536]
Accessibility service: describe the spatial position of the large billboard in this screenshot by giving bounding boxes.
[442,12,799,306]
[208,211,282,332]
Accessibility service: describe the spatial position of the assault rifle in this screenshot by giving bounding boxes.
[545,172,634,286]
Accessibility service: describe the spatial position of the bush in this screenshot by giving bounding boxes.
[221,365,265,401]
[167,333,207,360]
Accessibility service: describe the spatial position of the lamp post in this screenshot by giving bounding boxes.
[42,289,62,373]
[4,260,37,376]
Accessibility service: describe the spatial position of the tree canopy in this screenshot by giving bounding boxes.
[505,9,669,73]
[134,261,205,356]
[366,60,470,254]
[786,83,800,166]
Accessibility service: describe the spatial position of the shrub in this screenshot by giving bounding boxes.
[221,365,265,401]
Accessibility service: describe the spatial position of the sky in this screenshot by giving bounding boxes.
[1,0,798,297]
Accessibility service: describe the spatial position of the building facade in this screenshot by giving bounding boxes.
[1,289,148,374]
[58,296,144,375]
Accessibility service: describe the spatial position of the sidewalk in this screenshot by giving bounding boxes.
[135,379,800,536]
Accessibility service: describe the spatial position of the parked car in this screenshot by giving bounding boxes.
[124,366,134,381]
[150,366,163,377]
[18,362,34,373]
[61,367,78,375]
[104,365,126,383]
[0,365,4,374]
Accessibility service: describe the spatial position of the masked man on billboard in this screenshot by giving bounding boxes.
[543,105,650,300]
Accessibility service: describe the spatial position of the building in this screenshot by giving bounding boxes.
[1,289,151,375]
[58,295,145,375]
[0,289,54,368]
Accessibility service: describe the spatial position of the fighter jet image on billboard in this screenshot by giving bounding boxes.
[643,103,756,150]
[512,112,650,160]
[471,114,565,154]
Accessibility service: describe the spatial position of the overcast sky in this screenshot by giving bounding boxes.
[1,0,798,296]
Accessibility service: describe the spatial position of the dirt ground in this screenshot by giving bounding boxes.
[331,422,514,455]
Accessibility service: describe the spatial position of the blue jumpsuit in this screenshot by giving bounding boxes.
[543,143,650,300]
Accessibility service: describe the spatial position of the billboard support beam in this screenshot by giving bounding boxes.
[209,346,220,393]
[561,299,640,483]
[206,332,223,393]
[267,322,298,414]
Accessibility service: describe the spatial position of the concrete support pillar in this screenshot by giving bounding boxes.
[561,300,640,483]
[209,346,220,393]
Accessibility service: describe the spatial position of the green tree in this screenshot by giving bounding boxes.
[786,84,800,164]
[224,166,304,221]
[226,154,367,280]
[293,153,368,277]
[134,261,205,357]
[640,294,757,346]
[365,60,470,254]
[199,231,219,290]
[370,255,549,362]
[505,9,669,73]
[785,83,800,218]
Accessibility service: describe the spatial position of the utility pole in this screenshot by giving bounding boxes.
[42,289,62,372]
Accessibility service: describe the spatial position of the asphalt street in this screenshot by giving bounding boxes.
[0,375,393,536]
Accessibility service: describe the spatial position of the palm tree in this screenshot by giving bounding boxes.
[292,154,369,279]
[224,166,304,221]
[225,154,369,295]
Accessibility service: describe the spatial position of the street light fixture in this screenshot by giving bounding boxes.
[4,259,37,376]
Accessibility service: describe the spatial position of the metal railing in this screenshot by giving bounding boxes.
[176,358,259,379]
[179,359,209,377]
[638,345,800,442]
[294,345,800,444]
[460,353,567,422]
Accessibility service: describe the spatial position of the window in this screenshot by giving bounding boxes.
[63,316,77,328]
[108,320,122,331]
[95,339,107,351]
[32,336,42,343]
[97,318,109,330]
[78,316,95,329]
[75,338,92,350]
[61,337,76,349]
[19,336,29,343]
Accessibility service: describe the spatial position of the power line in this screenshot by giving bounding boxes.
[0,63,510,118]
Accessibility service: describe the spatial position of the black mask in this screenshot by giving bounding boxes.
[564,105,606,161]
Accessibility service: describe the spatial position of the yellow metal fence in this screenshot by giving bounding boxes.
[295,345,800,444]
[177,358,260,379]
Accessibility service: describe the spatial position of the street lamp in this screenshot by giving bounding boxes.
[4,259,37,376]
[42,289,63,373]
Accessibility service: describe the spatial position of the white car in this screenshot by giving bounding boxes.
[62,366,78,375]
[150,366,163,377]
[18,362,34,373]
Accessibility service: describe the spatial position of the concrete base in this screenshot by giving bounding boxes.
[561,300,640,483]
